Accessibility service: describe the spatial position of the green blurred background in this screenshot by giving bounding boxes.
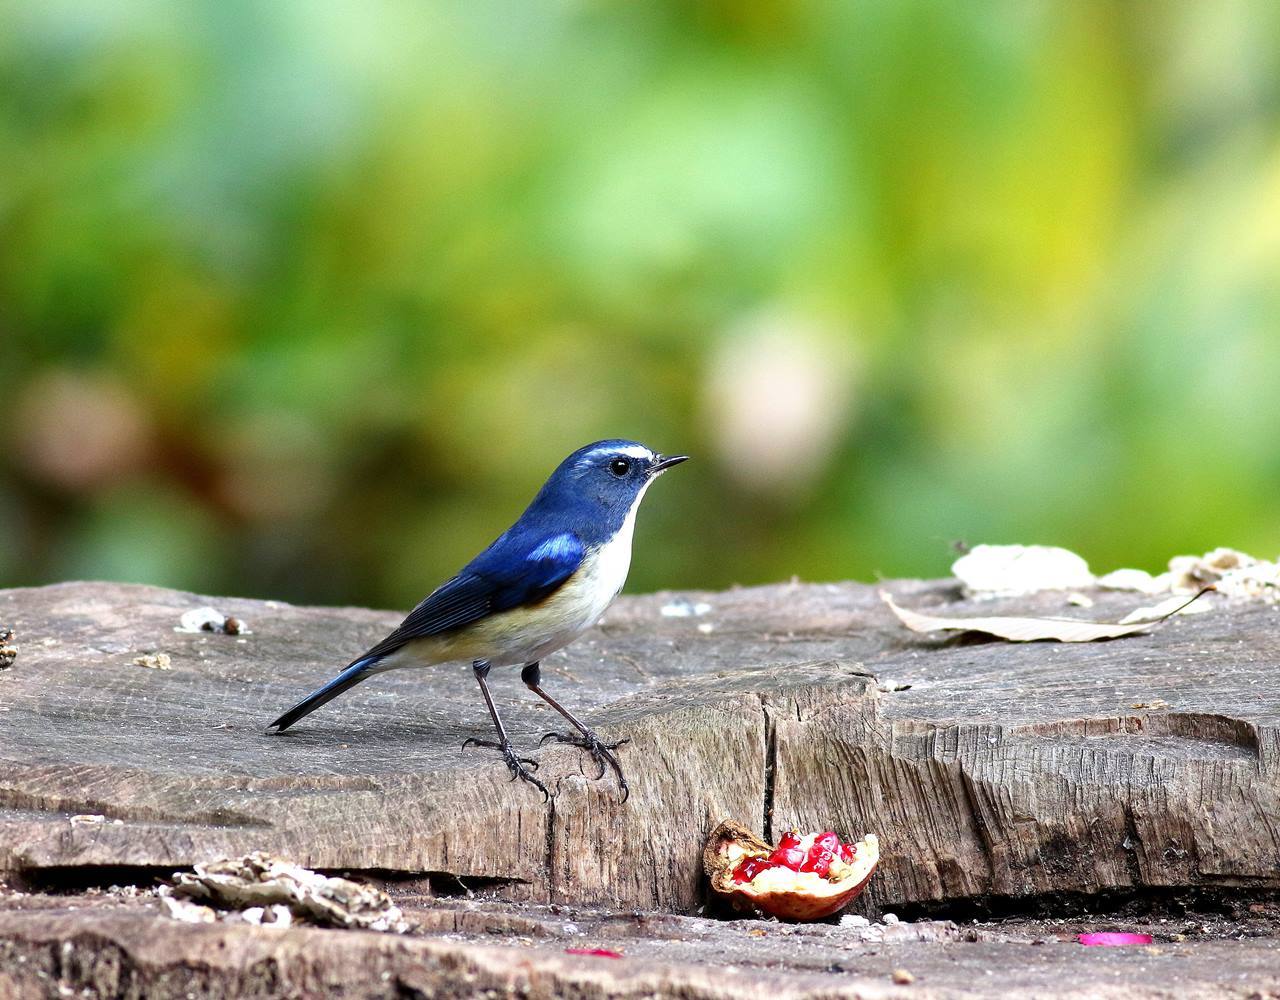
[3,0,1279,609]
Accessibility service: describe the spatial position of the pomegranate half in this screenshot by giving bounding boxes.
[704,819,879,921]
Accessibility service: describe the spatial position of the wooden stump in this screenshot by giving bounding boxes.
[2,579,1279,914]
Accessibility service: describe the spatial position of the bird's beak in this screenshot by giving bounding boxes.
[651,454,689,474]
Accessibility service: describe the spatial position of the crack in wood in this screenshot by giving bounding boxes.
[12,863,531,898]
[544,793,557,900]
[1121,803,1145,886]
[890,884,1280,924]
[761,696,778,844]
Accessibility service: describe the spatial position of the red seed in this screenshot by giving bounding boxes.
[769,846,806,871]
[839,843,856,863]
[732,856,775,883]
[799,850,833,878]
[814,831,840,854]
[777,830,802,850]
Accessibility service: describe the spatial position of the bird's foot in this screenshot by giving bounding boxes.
[540,731,630,801]
[461,737,549,800]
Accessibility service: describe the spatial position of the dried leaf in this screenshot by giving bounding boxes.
[952,544,1094,596]
[1167,548,1279,600]
[1096,568,1166,593]
[1117,592,1212,625]
[880,590,1210,644]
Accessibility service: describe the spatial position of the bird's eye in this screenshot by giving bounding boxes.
[609,458,631,477]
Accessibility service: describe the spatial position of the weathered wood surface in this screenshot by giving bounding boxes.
[2,892,1279,1000]
[2,579,1279,916]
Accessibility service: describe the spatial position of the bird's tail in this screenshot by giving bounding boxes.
[266,655,381,733]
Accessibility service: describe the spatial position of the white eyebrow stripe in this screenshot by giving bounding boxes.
[611,445,654,460]
[577,444,654,466]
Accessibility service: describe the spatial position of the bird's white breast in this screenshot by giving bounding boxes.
[496,503,637,665]
[574,499,639,622]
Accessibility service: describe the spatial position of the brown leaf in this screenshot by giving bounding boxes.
[880,589,1210,643]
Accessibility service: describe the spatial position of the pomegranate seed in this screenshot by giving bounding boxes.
[732,856,775,883]
[777,830,802,850]
[799,850,833,878]
[839,843,856,863]
[769,846,806,871]
[814,831,840,854]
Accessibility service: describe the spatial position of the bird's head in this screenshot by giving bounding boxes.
[541,440,688,522]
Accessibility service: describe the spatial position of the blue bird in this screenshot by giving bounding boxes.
[267,440,688,800]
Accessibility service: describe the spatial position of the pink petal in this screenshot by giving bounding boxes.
[565,948,624,959]
[1077,932,1153,947]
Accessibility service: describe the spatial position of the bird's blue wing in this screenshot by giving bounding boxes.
[355,530,585,664]
[491,531,585,611]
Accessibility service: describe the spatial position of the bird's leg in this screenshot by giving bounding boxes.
[523,661,630,801]
[461,659,548,800]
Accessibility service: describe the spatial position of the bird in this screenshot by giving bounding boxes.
[267,440,688,801]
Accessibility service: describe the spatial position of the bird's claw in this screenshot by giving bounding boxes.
[539,732,630,752]
[540,731,630,801]
[461,737,548,799]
